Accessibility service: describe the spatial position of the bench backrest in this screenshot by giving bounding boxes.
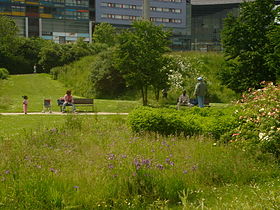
[44,99,51,107]
[73,98,93,104]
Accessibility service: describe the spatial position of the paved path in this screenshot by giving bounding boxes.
[0,112,128,116]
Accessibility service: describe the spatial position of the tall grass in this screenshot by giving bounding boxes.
[0,116,279,209]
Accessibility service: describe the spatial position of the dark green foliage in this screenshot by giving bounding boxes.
[39,39,95,73]
[221,0,277,92]
[128,107,238,139]
[15,37,49,73]
[91,48,126,98]
[0,68,9,79]
[266,7,280,83]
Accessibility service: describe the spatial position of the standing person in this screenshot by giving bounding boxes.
[22,95,28,114]
[177,90,192,110]
[194,77,207,108]
[33,64,37,73]
[62,90,76,113]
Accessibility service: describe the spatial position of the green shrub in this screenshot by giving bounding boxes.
[0,68,9,79]
[128,106,238,139]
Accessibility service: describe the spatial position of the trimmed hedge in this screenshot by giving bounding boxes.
[128,107,238,139]
[0,68,9,79]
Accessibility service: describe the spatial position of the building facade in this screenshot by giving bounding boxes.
[0,0,191,47]
[0,0,279,48]
[95,0,191,50]
[0,0,91,42]
[191,3,239,51]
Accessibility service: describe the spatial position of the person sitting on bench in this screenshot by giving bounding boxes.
[177,90,193,110]
[62,90,76,113]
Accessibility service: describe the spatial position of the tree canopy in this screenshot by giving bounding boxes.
[115,20,171,105]
[92,22,117,47]
[221,0,278,92]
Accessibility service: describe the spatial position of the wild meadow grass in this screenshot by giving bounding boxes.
[0,115,279,209]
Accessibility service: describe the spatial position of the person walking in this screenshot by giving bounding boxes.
[194,77,207,108]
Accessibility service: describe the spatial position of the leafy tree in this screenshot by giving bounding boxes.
[93,23,117,47]
[39,38,94,73]
[221,0,277,92]
[115,20,171,105]
[38,42,63,72]
[266,6,280,83]
[91,48,126,98]
[16,37,49,72]
[0,16,21,72]
[0,16,18,52]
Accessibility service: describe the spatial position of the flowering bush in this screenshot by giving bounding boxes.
[222,82,280,158]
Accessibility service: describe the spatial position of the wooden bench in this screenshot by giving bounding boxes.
[57,98,94,112]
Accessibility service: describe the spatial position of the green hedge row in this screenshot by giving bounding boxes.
[128,107,238,139]
[0,68,9,79]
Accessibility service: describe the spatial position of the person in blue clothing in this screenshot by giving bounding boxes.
[194,77,207,108]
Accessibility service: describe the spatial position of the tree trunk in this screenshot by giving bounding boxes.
[141,87,145,106]
[141,86,148,106]
[155,89,160,101]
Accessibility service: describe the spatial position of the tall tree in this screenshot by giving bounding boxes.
[115,20,171,105]
[92,22,117,47]
[0,16,19,70]
[221,0,277,92]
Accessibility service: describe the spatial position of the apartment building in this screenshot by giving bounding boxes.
[0,0,191,48]
[95,0,191,49]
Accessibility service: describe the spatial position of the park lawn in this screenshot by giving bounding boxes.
[0,74,141,113]
[0,115,279,209]
[0,115,64,136]
[0,74,66,112]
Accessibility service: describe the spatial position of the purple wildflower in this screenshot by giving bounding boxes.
[192,165,198,171]
[142,159,151,168]
[50,168,58,173]
[121,154,127,159]
[5,170,10,174]
[133,159,141,170]
[156,164,164,170]
[165,158,175,166]
[183,170,188,174]
[73,186,79,189]
[107,153,115,160]
[108,164,114,169]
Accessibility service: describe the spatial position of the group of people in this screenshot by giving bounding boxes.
[163,76,207,110]
[22,90,76,114]
[22,77,207,114]
[177,77,207,109]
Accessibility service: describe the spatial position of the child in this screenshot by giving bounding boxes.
[22,95,28,114]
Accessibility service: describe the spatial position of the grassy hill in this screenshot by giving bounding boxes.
[0,74,141,113]
[0,74,66,112]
